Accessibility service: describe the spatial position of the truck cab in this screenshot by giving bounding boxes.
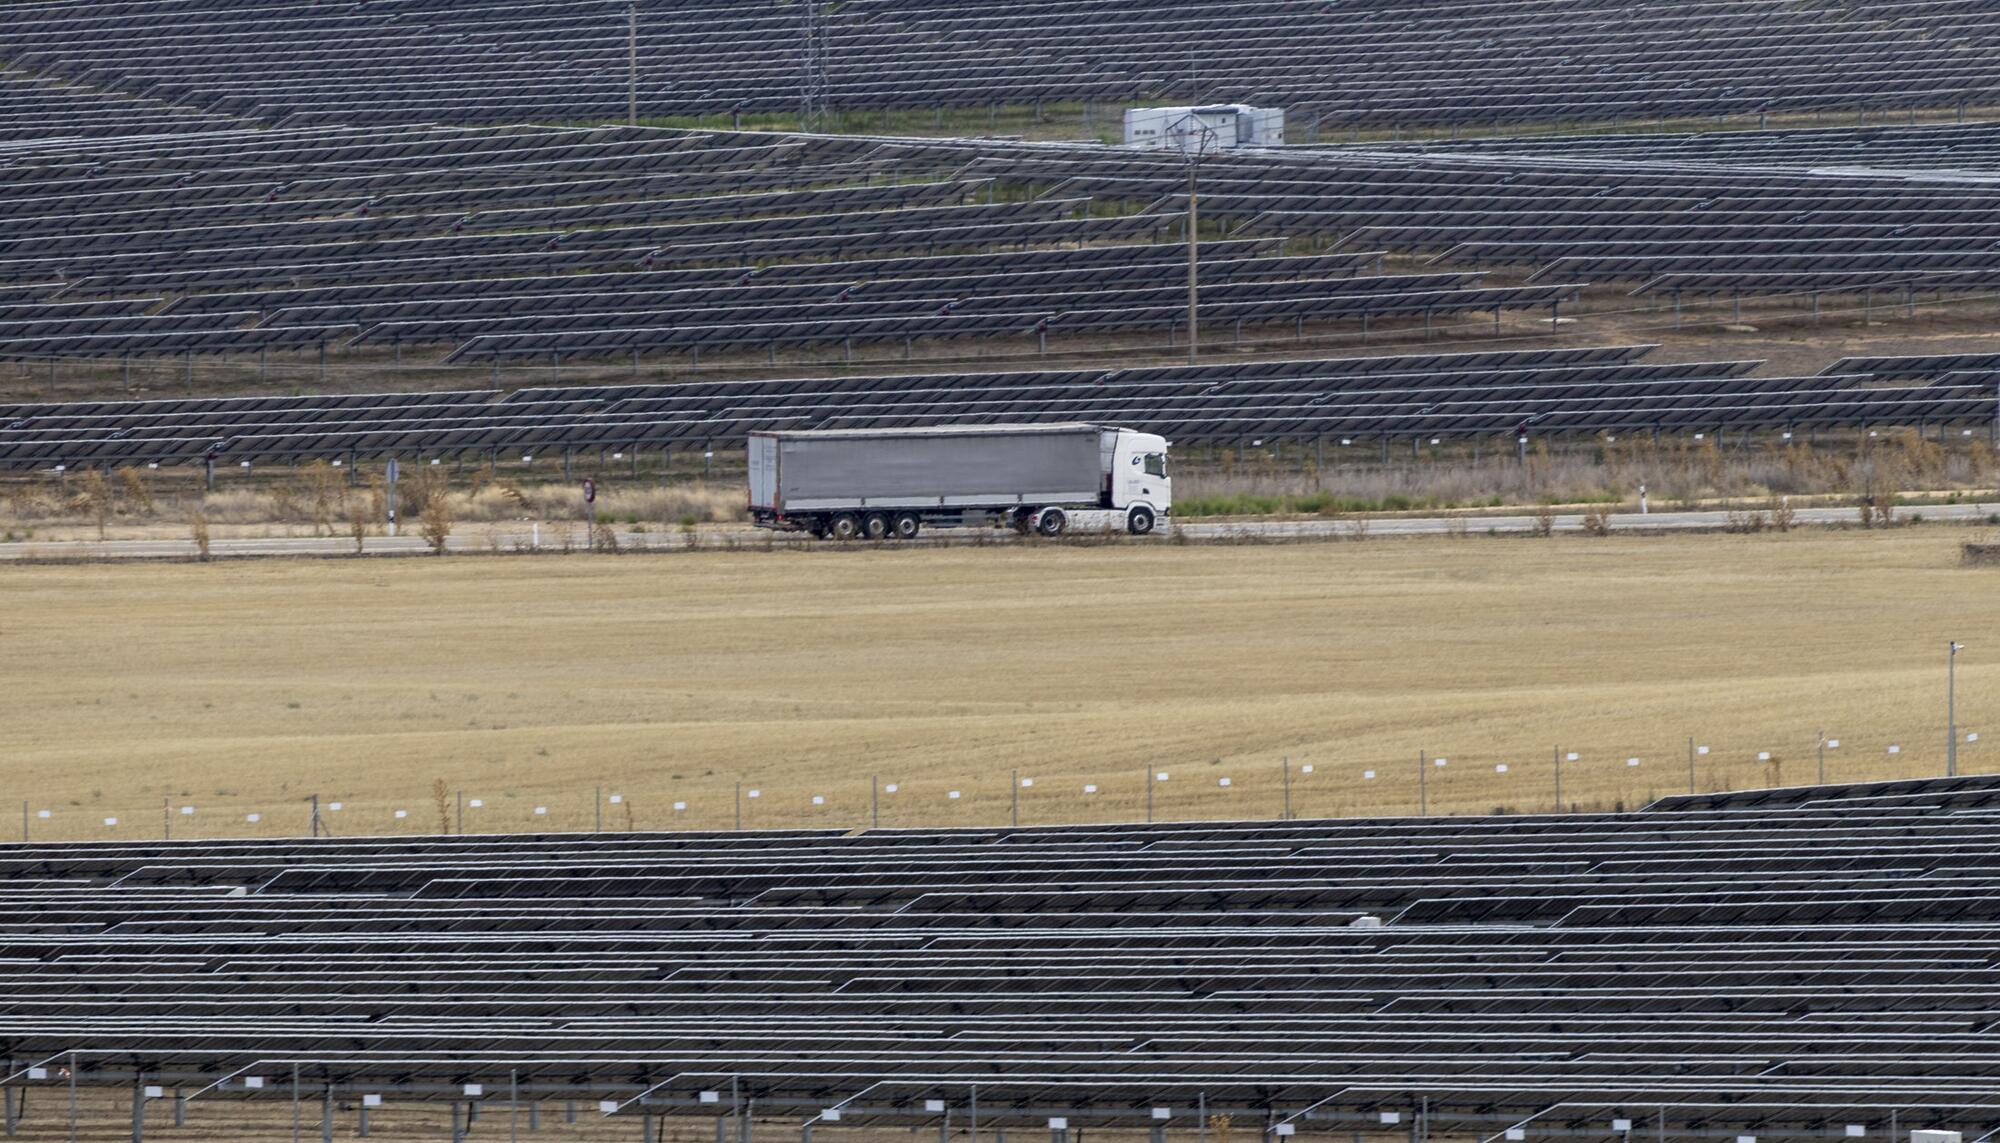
[1108,429,1171,531]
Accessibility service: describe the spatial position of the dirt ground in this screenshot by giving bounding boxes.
[4,526,1994,842]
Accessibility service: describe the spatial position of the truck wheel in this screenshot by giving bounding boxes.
[1127,507,1156,535]
[892,513,921,540]
[863,513,890,541]
[828,514,861,541]
[1036,509,1067,537]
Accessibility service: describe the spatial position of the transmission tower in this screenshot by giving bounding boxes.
[800,0,831,132]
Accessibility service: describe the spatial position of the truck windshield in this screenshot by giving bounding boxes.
[1144,453,1168,478]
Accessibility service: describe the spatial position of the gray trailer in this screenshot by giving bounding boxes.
[748,424,1172,540]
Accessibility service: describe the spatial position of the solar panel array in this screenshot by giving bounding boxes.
[5,0,2000,130]
[6,775,2000,1136]
[991,129,2000,303]
[4,345,1992,470]
[0,124,1601,367]
[14,120,2000,372]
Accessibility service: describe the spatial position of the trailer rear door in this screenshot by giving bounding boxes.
[747,434,780,510]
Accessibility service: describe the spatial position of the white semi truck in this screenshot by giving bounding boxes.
[748,424,1171,540]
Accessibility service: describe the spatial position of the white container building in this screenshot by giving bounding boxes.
[1123,104,1285,151]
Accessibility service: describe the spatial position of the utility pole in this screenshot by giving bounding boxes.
[627,3,639,127]
[800,0,830,132]
[1186,153,1199,364]
[1949,640,1965,776]
[1170,112,1216,366]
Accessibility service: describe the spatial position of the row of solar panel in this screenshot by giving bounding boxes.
[0,348,1988,467]
[2,775,1998,1129]
[7,0,2000,127]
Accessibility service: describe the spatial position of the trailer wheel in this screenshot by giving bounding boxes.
[863,512,891,541]
[1127,507,1156,535]
[1036,508,1067,537]
[891,512,921,540]
[1010,508,1035,535]
[828,513,861,541]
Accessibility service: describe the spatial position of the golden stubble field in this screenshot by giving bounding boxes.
[4,528,1995,841]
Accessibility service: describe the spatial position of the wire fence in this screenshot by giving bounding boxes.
[14,727,1986,844]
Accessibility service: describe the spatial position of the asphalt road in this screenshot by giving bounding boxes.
[4,501,1993,561]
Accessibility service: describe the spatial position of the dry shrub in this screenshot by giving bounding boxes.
[347,502,370,554]
[1767,494,1796,532]
[419,489,453,555]
[302,460,341,535]
[591,522,621,553]
[1724,504,1767,533]
[115,467,153,515]
[1579,504,1612,536]
[267,477,302,523]
[185,489,278,524]
[1531,502,1555,538]
[75,469,112,540]
[401,467,448,521]
[444,482,741,524]
[431,779,450,835]
[365,474,387,528]
[186,509,211,561]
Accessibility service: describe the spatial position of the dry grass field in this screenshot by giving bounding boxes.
[5,526,1995,841]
